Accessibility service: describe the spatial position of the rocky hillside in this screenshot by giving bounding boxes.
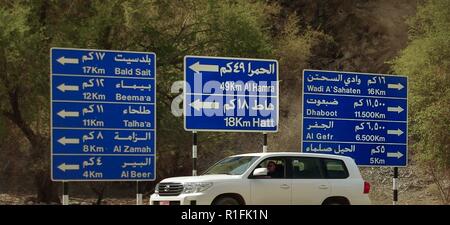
[214,0,439,205]
[1,0,441,205]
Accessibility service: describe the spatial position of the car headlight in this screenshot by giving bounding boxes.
[154,183,159,194]
[183,182,213,193]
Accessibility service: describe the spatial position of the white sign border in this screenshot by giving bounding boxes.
[300,69,408,167]
[50,47,157,181]
[183,55,280,133]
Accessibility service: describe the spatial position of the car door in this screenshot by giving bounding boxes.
[290,157,331,205]
[249,157,291,205]
[322,158,355,200]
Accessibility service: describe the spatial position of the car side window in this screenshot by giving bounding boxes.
[323,159,349,179]
[291,157,323,179]
[254,158,286,179]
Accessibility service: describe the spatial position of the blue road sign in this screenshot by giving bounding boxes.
[184,56,279,132]
[301,69,408,166]
[51,48,156,181]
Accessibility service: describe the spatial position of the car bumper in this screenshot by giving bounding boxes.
[150,192,213,205]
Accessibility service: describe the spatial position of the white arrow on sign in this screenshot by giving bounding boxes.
[189,62,219,74]
[58,163,80,172]
[387,106,404,113]
[57,137,80,145]
[387,151,404,159]
[57,56,79,65]
[189,99,220,111]
[57,110,79,119]
[387,129,404,136]
[388,83,404,90]
[57,83,79,92]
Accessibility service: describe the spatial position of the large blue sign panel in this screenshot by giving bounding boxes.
[51,48,156,181]
[184,56,279,132]
[301,69,408,166]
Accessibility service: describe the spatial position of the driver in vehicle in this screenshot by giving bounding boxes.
[266,161,282,178]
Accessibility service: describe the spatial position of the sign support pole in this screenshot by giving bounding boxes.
[62,181,69,205]
[193,131,198,176]
[393,167,398,205]
[136,181,143,205]
[263,132,268,153]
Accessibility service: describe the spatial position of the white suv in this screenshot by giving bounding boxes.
[150,152,371,205]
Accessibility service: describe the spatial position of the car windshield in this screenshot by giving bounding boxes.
[203,156,259,175]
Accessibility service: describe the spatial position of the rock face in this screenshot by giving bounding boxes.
[230,0,434,204]
[257,0,418,152]
[279,0,418,73]
[0,0,431,205]
[270,0,443,205]
[218,1,419,155]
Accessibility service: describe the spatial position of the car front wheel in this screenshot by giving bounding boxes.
[213,197,240,205]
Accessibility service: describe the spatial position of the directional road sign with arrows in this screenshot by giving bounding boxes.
[184,56,279,132]
[301,69,408,166]
[51,48,156,180]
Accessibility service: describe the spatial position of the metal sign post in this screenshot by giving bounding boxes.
[192,131,198,176]
[393,167,398,205]
[136,181,143,205]
[263,132,268,153]
[62,181,69,205]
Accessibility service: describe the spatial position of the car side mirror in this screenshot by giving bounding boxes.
[252,168,268,176]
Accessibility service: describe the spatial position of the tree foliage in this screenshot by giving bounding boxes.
[0,0,325,202]
[391,0,450,203]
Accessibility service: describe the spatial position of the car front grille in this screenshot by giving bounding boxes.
[158,182,183,196]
